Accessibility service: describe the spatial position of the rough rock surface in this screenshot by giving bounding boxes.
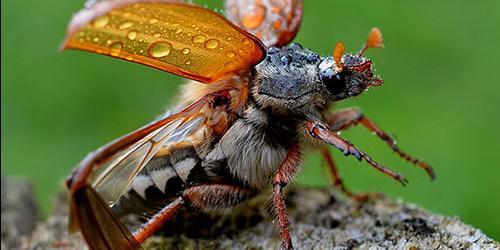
[1,177,39,249]
[1,177,499,249]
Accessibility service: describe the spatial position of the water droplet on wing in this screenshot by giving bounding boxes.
[110,41,123,56]
[204,39,219,49]
[119,21,133,30]
[127,31,138,40]
[92,15,109,28]
[192,35,206,43]
[181,48,191,55]
[148,41,172,58]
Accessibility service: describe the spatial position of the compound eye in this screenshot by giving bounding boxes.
[321,68,347,95]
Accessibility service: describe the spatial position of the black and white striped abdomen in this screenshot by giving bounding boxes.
[113,147,203,216]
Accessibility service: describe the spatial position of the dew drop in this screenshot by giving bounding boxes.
[127,30,138,40]
[175,28,183,34]
[148,41,172,58]
[225,51,235,58]
[204,39,219,49]
[181,48,191,55]
[110,41,123,56]
[92,37,100,42]
[92,15,109,28]
[153,32,162,38]
[119,21,133,30]
[192,35,206,43]
[243,38,251,45]
[185,59,191,65]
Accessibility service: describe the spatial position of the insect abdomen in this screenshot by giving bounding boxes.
[113,147,202,216]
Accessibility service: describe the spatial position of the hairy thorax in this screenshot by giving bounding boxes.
[206,105,301,189]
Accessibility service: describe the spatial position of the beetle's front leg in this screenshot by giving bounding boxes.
[327,107,435,179]
[272,143,302,250]
[307,121,409,186]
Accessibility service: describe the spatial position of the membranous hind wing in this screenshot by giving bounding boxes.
[62,0,266,83]
[225,0,303,47]
[67,92,231,249]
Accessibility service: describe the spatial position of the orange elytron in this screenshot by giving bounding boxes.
[63,1,434,249]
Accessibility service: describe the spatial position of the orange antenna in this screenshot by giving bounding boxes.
[333,41,345,68]
[359,27,384,56]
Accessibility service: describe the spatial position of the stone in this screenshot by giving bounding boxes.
[1,177,498,249]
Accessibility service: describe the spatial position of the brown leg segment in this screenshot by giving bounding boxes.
[272,144,302,250]
[327,108,435,180]
[320,147,370,201]
[307,122,409,186]
[133,198,184,244]
[133,183,255,244]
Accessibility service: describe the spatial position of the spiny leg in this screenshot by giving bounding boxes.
[133,184,254,244]
[133,197,184,243]
[320,147,371,201]
[327,108,435,180]
[272,143,302,250]
[307,122,408,186]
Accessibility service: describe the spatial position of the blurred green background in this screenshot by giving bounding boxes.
[2,0,499,240]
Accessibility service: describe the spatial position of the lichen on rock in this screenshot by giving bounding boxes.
[1,177,498,249]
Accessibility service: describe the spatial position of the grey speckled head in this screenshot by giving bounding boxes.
[253,43,381,114]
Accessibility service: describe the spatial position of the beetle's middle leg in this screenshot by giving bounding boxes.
[272,143,302,250]
[320,147,371,201]
[326,107,435,179]
[132,184,255,244]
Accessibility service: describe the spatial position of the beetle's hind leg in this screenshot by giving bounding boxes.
[133,184,255,243]
[327,107,435,180]
[133,197,184,243]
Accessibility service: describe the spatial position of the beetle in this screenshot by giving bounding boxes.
[62,0,435,249]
